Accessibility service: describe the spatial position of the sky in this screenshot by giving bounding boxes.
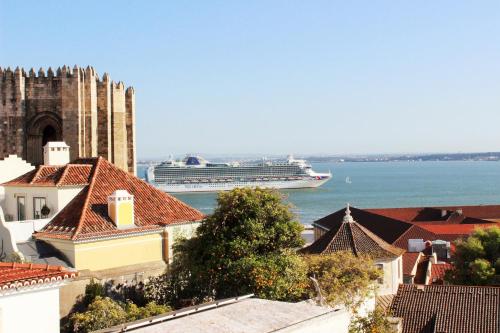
[1,1,499,159]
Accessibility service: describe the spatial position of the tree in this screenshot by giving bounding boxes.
[305,251,382,309]
[145,188,308,306]
[445,226,499,285]
[349,308,393,333]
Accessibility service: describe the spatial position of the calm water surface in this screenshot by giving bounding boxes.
[138,161,500,224]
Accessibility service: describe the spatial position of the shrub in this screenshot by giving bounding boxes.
[70,296,171,333]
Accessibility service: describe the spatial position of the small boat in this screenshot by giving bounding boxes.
[345,177,352,184]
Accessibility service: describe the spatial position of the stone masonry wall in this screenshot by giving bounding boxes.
[111,81,128,171]
[0,65,136,173]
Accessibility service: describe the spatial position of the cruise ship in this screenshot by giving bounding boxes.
[146,155,332,193]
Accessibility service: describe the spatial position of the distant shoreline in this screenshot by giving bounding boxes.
[137,152,500,165]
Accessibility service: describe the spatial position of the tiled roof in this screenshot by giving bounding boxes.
[402,252,421,276]
[0,262,76,292]
[376,294,394,312]
[35,157,204,241]
[303,208,404,260]
[418,223,496,235]
[392,225,438,249]
[430,263,452,285]
[315,206,497,253]
[365,207,421,221]
[314,207,413,245]
[390,284,500,333]
[2,164,93,187]
[368,205,500,222]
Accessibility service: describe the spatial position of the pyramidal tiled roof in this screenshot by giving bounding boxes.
[302,205,405,260]
[34,157,204,241]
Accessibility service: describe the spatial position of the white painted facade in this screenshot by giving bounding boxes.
[0,155,35,210]
[2,186,84,222]
[376,256,403,295]
[43,142,70,166]
[0,205,51,259]
[0,282,64,333]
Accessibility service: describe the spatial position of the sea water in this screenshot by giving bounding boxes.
[137,161,500,224]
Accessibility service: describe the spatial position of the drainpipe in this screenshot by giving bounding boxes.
[162,229,169,264]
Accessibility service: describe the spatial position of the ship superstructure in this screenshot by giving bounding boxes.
[147,155,331,193]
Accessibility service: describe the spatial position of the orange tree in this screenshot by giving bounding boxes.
[145,188,308,307]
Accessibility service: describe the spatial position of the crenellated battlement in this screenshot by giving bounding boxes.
[0,65,130,85]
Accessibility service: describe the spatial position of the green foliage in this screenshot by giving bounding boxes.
[124,301,171,321]
[145,188,307,306]
[69,296,171,333]
[70,296,127,333]
[445,226,500,285]
[305,251,382,309]
[349,308,393,333]
[224,250,308,301]
[81,279,105,308]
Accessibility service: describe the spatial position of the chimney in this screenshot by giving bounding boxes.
[107,190,135,229]
[43,142,70,165]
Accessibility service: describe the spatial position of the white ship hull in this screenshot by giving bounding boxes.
[153,177,330,193]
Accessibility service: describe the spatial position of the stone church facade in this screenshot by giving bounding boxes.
[0,65,136,174]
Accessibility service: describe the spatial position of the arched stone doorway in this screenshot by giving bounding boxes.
[42,125,58,147]
[26,112,62,165]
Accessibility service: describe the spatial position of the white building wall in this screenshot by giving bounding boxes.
[3,218,50,242]
[0,155,35,211]
[0,285,61,333]
[3,186,84,221]
[376,256,403,295]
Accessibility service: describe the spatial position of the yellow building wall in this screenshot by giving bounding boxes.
[74,233,163,271]
[117,202,133,227]
[41,233,164,271]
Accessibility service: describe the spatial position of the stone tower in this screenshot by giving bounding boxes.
[0,65,136,174]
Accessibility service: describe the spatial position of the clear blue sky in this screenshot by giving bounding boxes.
[1,1,499,158]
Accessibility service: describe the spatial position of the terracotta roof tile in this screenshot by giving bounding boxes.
[430,263,452,285]
[402,252,421,276]
[369,205,500,222]
[35,157,204,241]
[418,223,496,236]
[0,262,76,291]
[365,207,421,221]
[315,206,499,256]
[303,209,404,260]
[376,294,394,312]
[314,207,413,245]
[390,284,500,333]
[392,225,438,249]
[3,164,92,187]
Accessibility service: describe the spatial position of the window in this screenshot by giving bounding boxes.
[17,196,26,221]
[375,264,384,284]
[33,197,47,219]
